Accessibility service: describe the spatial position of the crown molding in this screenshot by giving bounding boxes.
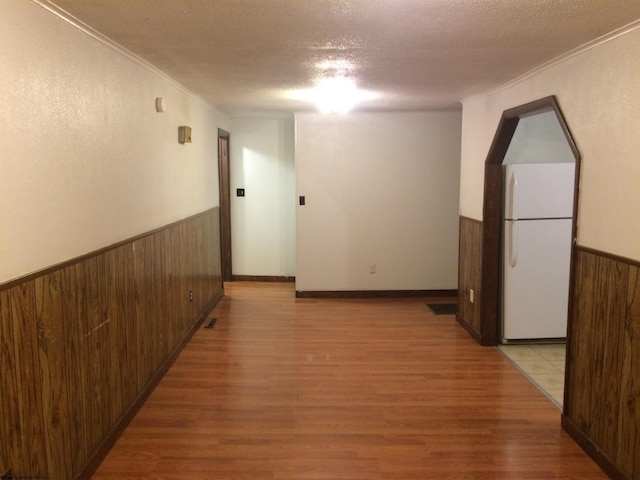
[463,19,640,104]
[31,0,214,109]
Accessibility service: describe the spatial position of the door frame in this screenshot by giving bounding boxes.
[218,129,232,282]
[478,95,581,345]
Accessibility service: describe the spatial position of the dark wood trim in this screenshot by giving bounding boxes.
[77,289,224,480]
[479,114,519,347]
[232,275,295,283]
[501,96,558,119]
[296,289,457,299]
[561,415,626,480]
[0,208,217,292]
[554,101,582,428]
[479,178,506,344]
[218,129,232,283]
[575,245,640,268]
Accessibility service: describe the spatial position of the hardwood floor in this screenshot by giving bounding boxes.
[93,282,605,479]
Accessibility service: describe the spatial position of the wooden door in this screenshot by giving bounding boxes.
[218,129,232,282]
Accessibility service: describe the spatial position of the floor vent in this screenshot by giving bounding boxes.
[426,303,457,315]
[204,318,218,329]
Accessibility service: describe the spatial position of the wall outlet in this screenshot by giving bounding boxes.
[369,264,376,274]
[189,290,193,302]
[469,288,475,303]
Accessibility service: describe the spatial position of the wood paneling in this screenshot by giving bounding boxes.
[621,267,640,478]
[0,208,223,479]
[0,289,22,473]
[35,270,73,479]
[564,246,640,479]
[457,216,483,341]
[85,254,111,449]
[61,263,89,474]
[11,282,47,476]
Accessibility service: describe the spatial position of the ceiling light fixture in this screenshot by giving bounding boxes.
[316,59,354,73]
[288,76,378,114]
[314,76,357,114]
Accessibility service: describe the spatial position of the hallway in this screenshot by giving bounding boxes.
[93,282,604,479]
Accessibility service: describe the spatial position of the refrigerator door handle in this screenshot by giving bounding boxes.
[507,220,518,268]
[508,171,519,220]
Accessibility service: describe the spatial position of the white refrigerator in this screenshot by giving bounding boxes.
[502,163,575,341]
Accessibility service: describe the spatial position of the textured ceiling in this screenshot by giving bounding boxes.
[44,0,640,114]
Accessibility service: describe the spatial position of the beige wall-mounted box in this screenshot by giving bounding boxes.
[178,126,192,144]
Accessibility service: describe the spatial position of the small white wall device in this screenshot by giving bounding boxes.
[155,97,165,113]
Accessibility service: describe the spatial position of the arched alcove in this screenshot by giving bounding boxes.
[478,95,581,345]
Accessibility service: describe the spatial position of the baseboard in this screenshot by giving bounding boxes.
[232,275,295,282]
[561,415,627,480]
[77,288,224,480]
[296,289,457,299]
[455,313,483,344]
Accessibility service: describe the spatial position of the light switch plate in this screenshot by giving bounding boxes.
[178,126,192,144]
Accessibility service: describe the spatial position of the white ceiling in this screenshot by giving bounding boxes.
[45,0,640,114]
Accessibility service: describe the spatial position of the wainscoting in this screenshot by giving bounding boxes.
[456,216,483,342]
[563,246,640,480]
[0,208,223,479]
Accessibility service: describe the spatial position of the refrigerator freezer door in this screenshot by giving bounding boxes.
[502,218,572,340]
[505,163,575,219]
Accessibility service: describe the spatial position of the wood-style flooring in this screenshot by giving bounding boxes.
[93,282,605,479]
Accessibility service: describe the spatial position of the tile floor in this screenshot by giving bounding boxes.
[498,343,566,408]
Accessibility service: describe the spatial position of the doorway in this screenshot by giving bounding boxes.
[478,96,581,345]
[500,110,576,342]
[218,129,232,282]
[480,96,581,408]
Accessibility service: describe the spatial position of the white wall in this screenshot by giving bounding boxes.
[0,0,228,283]
[296,111,462,292]
[460,24,640,261]
[503,110,575,165]
[229,115,296,277]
